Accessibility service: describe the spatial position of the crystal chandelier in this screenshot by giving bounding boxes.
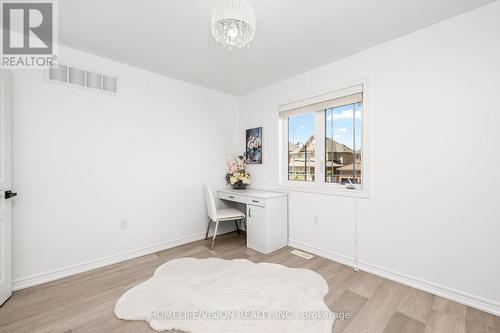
[211,0,256,49]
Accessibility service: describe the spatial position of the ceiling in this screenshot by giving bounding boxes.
[59,0,494,96]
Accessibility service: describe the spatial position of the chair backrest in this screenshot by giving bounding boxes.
[203,183,217,221]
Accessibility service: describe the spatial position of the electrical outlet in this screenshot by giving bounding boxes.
[313,216,320,226]
[119,219,128,230]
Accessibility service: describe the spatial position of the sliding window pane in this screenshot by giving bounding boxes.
[325,102,362,185]
[354,102,362,185]
[288,113,315,181]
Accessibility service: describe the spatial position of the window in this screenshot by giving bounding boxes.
[279,84,366,194]
[288,113,315,181]
[325,102,362,185]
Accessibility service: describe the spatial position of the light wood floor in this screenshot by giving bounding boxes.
[1,232,499,333]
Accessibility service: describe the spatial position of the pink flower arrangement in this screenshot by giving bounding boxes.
[226,155,251,189]
[228,160,239,174]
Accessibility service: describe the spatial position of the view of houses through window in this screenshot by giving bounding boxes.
[325,102,362,185]
[287,99,362,186]
[288,113,316,181]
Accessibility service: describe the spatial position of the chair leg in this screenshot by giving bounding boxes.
[205,218,211,240]
[211,221,219,250]
[235,219,240,235]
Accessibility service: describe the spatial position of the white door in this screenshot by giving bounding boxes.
[0,70,13,305]
[246,205,266,253]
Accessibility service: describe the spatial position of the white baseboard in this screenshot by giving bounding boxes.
[13,232,206,291]
[13,234,500,317]
[288,239,500,317]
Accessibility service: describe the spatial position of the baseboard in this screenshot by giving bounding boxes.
[13,232,206,291]
[13,235,500,316]
[288,239,500,317]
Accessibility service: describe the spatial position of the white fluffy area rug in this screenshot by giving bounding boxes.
[115,257,335,332]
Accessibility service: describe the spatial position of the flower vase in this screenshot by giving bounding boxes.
[232,182,247,190]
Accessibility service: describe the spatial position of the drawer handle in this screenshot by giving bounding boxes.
[252,200,259,203]
[228,196,235,199]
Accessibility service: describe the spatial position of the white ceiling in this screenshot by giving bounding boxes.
[59,0,494,96]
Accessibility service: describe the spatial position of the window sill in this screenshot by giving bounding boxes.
[277,183,370,198]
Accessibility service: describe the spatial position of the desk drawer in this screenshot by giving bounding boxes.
[218,192,266,207]
[218,192,246,203]
[246,198,265,207]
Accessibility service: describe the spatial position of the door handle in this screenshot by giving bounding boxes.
[5,190,17,200]
[248,208,252,218]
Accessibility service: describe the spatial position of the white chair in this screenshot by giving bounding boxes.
[203,183,245,250]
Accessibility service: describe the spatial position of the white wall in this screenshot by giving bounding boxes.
[11,46,238,287]
[239,2,500,313]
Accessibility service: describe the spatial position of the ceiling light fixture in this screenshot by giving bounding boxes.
[211,0,256,50]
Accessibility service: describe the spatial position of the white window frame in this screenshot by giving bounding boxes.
[278,81,369,198]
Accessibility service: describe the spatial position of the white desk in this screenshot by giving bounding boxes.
[218,188,288,254]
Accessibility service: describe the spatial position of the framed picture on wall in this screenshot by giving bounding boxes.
[245,127,262,164]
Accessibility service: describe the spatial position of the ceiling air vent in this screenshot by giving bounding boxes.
[46,63,119,96]
[48,64,68,83]
[103,75,118,94]
[86,71,102,90]
[69,67,85,86]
